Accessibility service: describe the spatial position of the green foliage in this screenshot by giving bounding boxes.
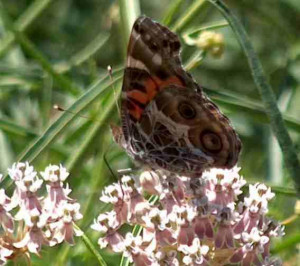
[0,0,299,265]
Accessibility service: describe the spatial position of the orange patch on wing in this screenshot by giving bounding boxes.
[127,90,148,104]
[129,103,143,120]
[153,76,183,90]
[144,78,158,100]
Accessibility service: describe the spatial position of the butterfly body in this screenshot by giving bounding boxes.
[113,16,241,176]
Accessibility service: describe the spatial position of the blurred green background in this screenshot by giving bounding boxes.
[0,0,299,265]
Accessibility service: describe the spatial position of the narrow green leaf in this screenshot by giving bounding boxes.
[0,118,37,138]
[272,232,300,253]
[0,0,53,58]
[54,33,110,73]
[118,0,141,48]
[207,0,300,195]
[13,31,81,95]
[66,91,119,171]
[0,6,81,95]
[183,20,228,36]
[208,93,300,132]
[171,0,207,32]
[162,0,184,25]
[74,224,107,266]
[16,71,122,164]
[120,195,158,266]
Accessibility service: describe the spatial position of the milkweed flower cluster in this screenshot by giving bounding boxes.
[184,31,224,58]
[92,167,284,265]
[0,162,82,264]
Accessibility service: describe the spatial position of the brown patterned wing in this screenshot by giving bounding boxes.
[137,86,241,174]
[119,16,241,175]
[121,16,198,142]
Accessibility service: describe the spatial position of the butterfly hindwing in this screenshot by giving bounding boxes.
[118,16,241,175]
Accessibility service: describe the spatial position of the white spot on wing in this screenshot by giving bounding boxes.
[152,54,162,66]
[127,56,150,72]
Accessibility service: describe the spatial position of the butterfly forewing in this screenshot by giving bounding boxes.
[118,16,241,176]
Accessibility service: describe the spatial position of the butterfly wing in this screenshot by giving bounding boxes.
[121,16,197,140]
[138,86,241,174]
[119,16,241,174]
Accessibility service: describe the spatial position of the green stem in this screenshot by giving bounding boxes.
[207,0,300,195]
[66,92,119,171]
[0,0,53,58]
[118,0,141,50]
[184,20,228,36]
[162,0,184,25]
[54,32,110,74]
[73,224,107,266]
[171,0,207,32]
[13,31,81,95]
[0,4,80,95]
[120,195,158,266]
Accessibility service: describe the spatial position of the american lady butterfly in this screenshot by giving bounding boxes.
[112,16,241,176]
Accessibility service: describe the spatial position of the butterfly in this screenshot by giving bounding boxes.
[112,16,241,176]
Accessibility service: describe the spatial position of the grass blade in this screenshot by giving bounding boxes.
[118,0,141,46]
[0,0,53,58]
[207,0,300,195]
[15,71,122,164]
[171,0,207,32]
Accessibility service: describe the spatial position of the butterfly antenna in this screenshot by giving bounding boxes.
[103,148,118,182]
[103,147,125,196]
[107,65,121,118]
[103,148,127,215]
[53,105,101,122]
[53,105,114,130]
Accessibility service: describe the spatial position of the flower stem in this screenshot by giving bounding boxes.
[207,0,300,196]
[0,0,53,58]
[73,224,107,266]
[0,3,80,95]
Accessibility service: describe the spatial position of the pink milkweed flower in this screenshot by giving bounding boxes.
[0,189,14,233]
[215,207,236,249]
[13,225,48,255]
[234,184,274,235]
[230,227,269,265]
[8,162,36,182]
[193,197,214,239]
[204,167,246,210]
[178,238,209,266]
[100,183,131,225]
[176,205,197,246]
[41,164,73,219]
[0,162,83,264]
[142,208,176,247]
[0,245,13,265]
[13,173,43,222]
[92,213,125,252]
[160,190,179,214]
[261,220,285,260]
[123,233,157,266]
[91,211,119,233]
[177,221,195,246]
[13,210,49,255]
[9,162,41,214]
[98,229,126,252]
[100,183,126,204]
[50,201,83,245]
[128,188,151,224]
[40,164,69,182]
[140,171,162,195]
[193,216,214,240]
[93,168,284,265]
